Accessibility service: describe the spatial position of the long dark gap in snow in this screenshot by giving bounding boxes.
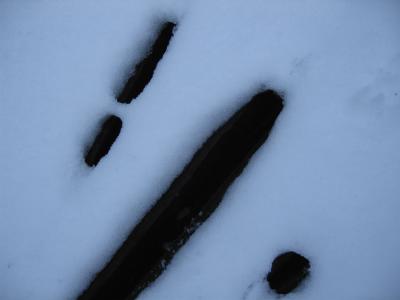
[117,22,176,103]
[77,90,284,300]
[84,115,122,167]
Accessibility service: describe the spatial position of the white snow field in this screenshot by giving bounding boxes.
[1,0,400,299]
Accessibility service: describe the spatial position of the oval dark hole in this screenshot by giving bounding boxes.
[84,115,122,167]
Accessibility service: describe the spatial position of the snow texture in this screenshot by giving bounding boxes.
[1,0,400,299]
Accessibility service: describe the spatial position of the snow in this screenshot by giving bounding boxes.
[1,0,400,299]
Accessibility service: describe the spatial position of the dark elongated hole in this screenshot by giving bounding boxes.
[85,115,122,167]
[117,22,176,103]
[78,90,284,300]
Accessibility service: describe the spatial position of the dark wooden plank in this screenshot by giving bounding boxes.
[117,22,176,103]
[78,90,283,300]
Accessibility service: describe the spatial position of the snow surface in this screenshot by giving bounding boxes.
[1,0,400,299]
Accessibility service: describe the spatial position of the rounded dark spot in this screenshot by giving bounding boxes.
[266,251,310,294]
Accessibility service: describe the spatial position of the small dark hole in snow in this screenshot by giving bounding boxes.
[117,22,176,103]
[266,251,310,294]
[77,90,283,300]
[84,115,122,167]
